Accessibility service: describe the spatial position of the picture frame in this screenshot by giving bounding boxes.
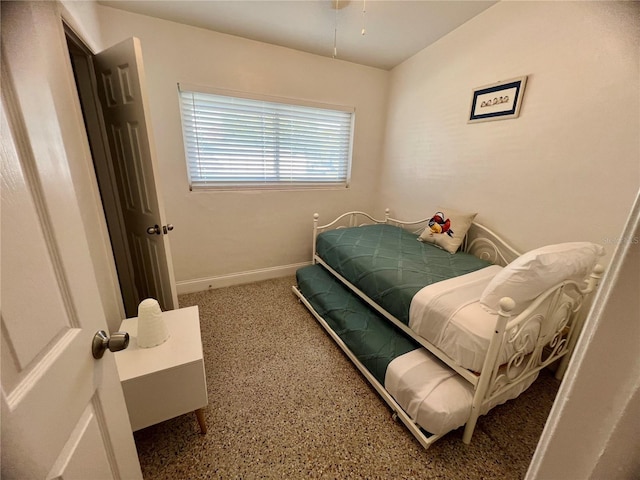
[468,76,527,123]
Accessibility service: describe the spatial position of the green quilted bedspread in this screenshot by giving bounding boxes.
[296,264,419,385]
[315,224,492,325]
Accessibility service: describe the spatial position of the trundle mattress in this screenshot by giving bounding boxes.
[296,264,418,384]
[296,265,537,436]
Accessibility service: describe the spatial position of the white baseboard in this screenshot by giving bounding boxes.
[176,262,311,295]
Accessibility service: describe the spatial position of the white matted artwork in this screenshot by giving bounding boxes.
[468,76,528,123]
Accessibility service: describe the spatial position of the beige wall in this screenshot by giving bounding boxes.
[378,3,640,475]
[95,6,389,290]
[60,0,103,52]
[528,193,640,479]
[379,1,640,264]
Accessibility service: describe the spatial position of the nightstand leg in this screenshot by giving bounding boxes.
[195,408,207,434]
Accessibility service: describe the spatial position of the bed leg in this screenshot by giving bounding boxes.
[312,213,319,264]
[555,356,570,380]
[462,299,513,445]
[462,413,478,444]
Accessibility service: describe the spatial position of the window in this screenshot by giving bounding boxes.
[178,84,355,190]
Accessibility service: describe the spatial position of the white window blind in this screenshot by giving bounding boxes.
[178,85,354,190]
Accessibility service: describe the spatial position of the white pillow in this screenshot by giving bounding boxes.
[479,242,604,314]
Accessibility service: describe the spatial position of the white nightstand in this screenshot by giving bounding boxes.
[114,305,208,433]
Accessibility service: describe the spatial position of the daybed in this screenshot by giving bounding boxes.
[292,209,604,449]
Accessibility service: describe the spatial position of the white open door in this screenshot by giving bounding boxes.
[1,2,142,478]
[93,37,179,312]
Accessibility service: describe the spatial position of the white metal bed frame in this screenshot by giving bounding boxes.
[293,209,604,448]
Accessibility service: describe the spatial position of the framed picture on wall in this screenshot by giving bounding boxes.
[468,76,528,123]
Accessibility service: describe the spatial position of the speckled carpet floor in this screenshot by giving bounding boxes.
[133,276,560,479]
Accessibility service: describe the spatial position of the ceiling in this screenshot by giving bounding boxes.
[98,1,497,70]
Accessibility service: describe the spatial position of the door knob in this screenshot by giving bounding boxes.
[147,225,161,235]
[163,224,174,234]
[92,330,130,359]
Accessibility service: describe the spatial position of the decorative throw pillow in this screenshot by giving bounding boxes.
[479,242,605,314]
[418,208,477,254]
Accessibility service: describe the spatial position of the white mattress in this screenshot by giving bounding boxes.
[384,348,537,436]
[408,265,541,372]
